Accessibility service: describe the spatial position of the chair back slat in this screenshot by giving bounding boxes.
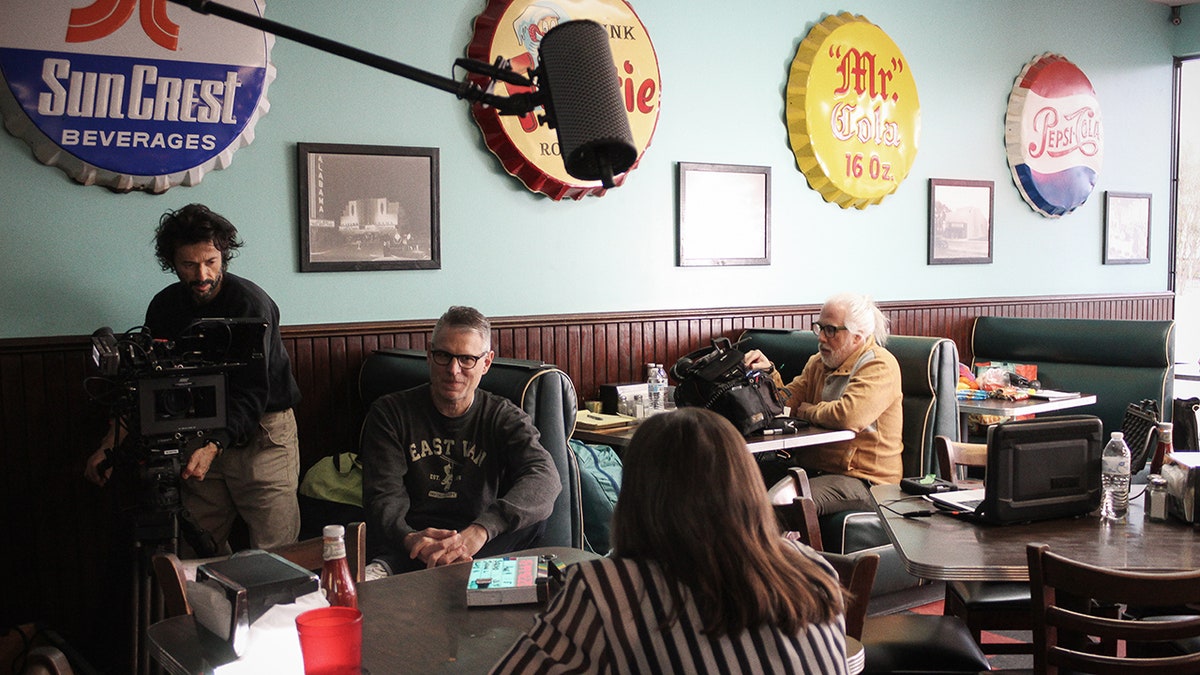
[934,435,987,488]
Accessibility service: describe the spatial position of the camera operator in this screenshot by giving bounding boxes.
[85,204,302,553]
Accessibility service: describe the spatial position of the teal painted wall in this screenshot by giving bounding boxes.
[1176,3,1200,56]
[0,1,1180,339]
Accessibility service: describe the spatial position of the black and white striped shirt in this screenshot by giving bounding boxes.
[491,544,847,674]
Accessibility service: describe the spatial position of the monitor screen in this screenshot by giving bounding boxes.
[178,317,267,365]
[984,415,1104,523]
[137,371,227,438]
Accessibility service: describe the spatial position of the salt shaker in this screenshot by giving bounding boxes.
[1146,474,1169,522]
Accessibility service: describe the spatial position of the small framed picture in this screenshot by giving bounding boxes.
[928,179,994,265]
[1103,192,1151,265]
[298,143,440,272]
[676,162,771,267]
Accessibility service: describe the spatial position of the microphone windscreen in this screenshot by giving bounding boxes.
[537,20,637,188]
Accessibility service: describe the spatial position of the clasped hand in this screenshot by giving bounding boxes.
[406,524,488,568]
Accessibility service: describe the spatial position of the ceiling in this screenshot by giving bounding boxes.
[1144,0,1200,5]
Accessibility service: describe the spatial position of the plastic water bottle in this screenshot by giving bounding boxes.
[647,363,667,411]
[1100,431,1131,522]
[655,363,668,409]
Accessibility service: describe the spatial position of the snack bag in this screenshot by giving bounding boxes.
[956,363,978,391]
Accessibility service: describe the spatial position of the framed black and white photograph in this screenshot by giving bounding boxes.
[298,143,440,272]
[928,178,994,265]
[676,162,770,267]
[1103,191,1151,265]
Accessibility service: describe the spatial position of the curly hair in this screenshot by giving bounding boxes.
[153,204,243,273]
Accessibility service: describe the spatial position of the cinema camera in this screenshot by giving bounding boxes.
[86,318,266,553]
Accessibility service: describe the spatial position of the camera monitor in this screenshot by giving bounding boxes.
[177,318,268,365]
[138,371,227,438]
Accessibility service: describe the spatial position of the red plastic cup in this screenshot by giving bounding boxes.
[295,606,363,675]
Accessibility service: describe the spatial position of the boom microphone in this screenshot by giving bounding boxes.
[165,2,637,188]
[537,20,637,189]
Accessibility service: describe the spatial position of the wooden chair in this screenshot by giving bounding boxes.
[768,466,822,551]
[153,522,367,618]
[820,551,878,641]
[765,469,991,674]
[152,551,195,617]
[271,521,366,583]
[18,646,75,675]
[934,434,1034,656]
[1026,542,1200,674]
[935,434,987,489]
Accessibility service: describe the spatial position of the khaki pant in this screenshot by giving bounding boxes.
[806,473,874,516]
[181,409,301,552]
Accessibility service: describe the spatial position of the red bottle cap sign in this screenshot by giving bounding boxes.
[466,0,661,200]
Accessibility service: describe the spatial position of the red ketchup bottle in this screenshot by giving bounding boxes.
[1150,422,1173,476]
[320,524,358,609]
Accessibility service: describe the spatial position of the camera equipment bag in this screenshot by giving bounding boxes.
[670,337,784,436]
[1175,397,1200,451]
[1122,399,1160,474]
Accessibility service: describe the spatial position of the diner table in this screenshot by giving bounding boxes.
[870,483,1200,582]
[573,422,855,453]
[955,393,1097,440]
[147,544,864,673]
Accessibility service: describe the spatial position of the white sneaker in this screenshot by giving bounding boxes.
[363,561,389,581]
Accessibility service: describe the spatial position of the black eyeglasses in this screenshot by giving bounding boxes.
[429,349,488,369]
[812,322,849,338]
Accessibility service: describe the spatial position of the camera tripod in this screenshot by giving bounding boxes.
[107,444,218,675]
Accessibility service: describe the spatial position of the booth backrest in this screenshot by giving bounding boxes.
[358,348,584,549]
[738,329,961,478]
[970,317,1175,436]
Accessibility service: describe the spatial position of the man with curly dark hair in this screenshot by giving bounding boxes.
[86,204,302,552]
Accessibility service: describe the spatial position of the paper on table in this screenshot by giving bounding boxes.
[1028,389,1081,400]
[214,590,329,674]
[574,410,636,430]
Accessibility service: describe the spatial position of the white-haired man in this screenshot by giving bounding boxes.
[744,292,903,515]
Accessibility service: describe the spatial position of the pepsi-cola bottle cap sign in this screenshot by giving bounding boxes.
[1005,53,1104,218]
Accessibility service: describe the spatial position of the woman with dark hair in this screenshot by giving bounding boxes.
[492,407,848,674]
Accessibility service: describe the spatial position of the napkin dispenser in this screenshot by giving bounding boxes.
[1161,451,1200,524]
[190,550,319,656]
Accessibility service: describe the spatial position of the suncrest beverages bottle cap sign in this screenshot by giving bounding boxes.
[0,0,274,193]
[1005,53,1103,218]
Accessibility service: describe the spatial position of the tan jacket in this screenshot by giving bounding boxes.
[775,337,904,485]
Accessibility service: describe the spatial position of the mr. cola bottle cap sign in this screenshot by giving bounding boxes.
[786,13,921,210]
[1005,53,1103,218]
[0,1,274,193]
